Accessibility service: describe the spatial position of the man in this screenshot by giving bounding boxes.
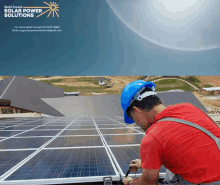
[121,80,220,185]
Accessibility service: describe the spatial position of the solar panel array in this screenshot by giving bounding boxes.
[0,116,167,184]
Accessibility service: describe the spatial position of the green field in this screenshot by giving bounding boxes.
[41,77,99,86]
[154,79,195,91]
[41,79,64,85]
[55,85,108,95]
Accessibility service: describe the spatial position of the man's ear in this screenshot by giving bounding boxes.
[133,106,142,115]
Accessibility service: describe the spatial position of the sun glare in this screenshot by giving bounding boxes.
[157,0,200,13]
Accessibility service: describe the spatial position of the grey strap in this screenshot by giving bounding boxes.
[157,118,220,151]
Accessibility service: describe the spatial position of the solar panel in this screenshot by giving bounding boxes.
[22,123,47,126]
[110,146,167,175]
[132,128,145,133]
[71,124,95,126]
[127,123,140,127]
[46,136,103,148]
[103,134,145,145]
[17,130,60,137]
[0,131,23,137]
[1,126,37,130]
[97,124,126,128]
[60,129,99,136]
[45,123,73,126]
[7,122,26,124]
[0,116,167,184]
[0,124,19,127]
[66,125,96,129]
[5,148,116,181]
[33,126,66,130]
[95,122,120,124]
[110,146,143,175]
[24,120,51,125]
[0,150,35,176]
[100,128,140,135]
[0,137,52,149]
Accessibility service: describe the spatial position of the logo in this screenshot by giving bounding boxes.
[24,2,59,18]
[4,1,59,18]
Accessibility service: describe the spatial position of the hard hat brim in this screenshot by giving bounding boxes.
[124,111,135,124]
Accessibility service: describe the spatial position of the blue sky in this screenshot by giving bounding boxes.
[0,0,220,75]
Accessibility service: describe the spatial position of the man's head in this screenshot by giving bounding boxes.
[121,80,164,131]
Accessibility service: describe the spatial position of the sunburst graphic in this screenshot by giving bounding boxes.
[23,2,59,18]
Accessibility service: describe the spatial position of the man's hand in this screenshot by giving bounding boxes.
[123,176,133,185]
[130,159,141,172]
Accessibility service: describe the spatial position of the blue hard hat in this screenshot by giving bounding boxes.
[121,80,156,124]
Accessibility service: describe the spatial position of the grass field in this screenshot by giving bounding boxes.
[154,79,195,91]
[41,77,99,86]
[55,85,108,95]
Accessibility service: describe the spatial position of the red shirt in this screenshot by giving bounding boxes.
[140,103,220,183]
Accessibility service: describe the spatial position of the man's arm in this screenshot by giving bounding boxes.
[124,169,160,185]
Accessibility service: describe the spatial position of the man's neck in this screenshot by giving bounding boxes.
[153,104,166,115]
[143,104,166,128]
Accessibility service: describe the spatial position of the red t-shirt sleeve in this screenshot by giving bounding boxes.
[140,133,162,170]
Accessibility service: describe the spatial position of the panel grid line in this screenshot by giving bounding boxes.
[92,118,120,176]
[92,117,123,176]
[44,146,105,150]
[102,133,143,136]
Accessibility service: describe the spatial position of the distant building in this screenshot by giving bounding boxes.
[64,92,80,96]
[202,87,220,96]
[97,77,106,85]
